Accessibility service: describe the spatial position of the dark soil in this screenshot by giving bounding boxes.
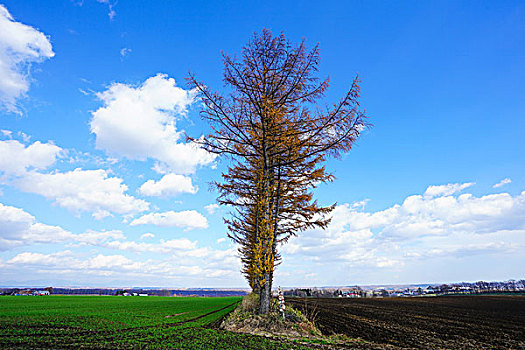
[287,295,525,349]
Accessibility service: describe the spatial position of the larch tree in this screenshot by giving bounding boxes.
[188,29,367,314]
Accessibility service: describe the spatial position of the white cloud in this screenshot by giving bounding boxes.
[1,130,12,138]
[0,134,151,220]
[14,168,149,218]
[3,246,242,286]
[74,229,125,245]
[96,0,116,20]
[0,201,36,240]
[0,202,124,250]
[22,222,73,243]
[217,237,226,244]
[205,203,220,214]
[282,185,525,270]
[0,137,147,219]
[493,178,511,188]
[17,131,30,143]
[0,198,240,286]
[140,233,155,240]
[0,5,54,113]
[0,139,63,175]
[410,241,518,259]
[101,238,200,255]
[424,182,474,197]
[7,251,74,265]
[7,251,143,271]
[119,47,131,59]
[90,74,215,174]
[0,202,73,250]
[84,254,138,270]
[139,173,197,197]
[130,210,208,230]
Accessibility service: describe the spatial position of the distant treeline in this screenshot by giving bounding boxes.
[0,287,248,297]
[284,279,525,298]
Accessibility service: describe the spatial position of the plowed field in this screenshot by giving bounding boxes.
[287,295,525,349]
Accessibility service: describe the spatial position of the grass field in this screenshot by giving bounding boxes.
[0,296,315,349]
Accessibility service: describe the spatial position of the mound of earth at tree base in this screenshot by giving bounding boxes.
[287,295,525,349]
[221,293,321,338]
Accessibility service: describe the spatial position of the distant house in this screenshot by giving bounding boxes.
[424,286,438,294]
[34,290,50,296]
[343,291,361,298]
[138,293,148,297]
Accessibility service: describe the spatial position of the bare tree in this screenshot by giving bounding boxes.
[188,29,368,314]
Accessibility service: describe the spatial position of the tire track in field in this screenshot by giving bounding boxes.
[159,300,240,328]
[100,300,240,333]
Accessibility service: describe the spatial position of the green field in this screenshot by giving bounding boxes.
[0,296,312,349]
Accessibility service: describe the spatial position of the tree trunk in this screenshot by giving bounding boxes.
[269,270,273,298]
[259,273,271,314]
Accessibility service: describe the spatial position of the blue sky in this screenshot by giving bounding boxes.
[0,0,523,288]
